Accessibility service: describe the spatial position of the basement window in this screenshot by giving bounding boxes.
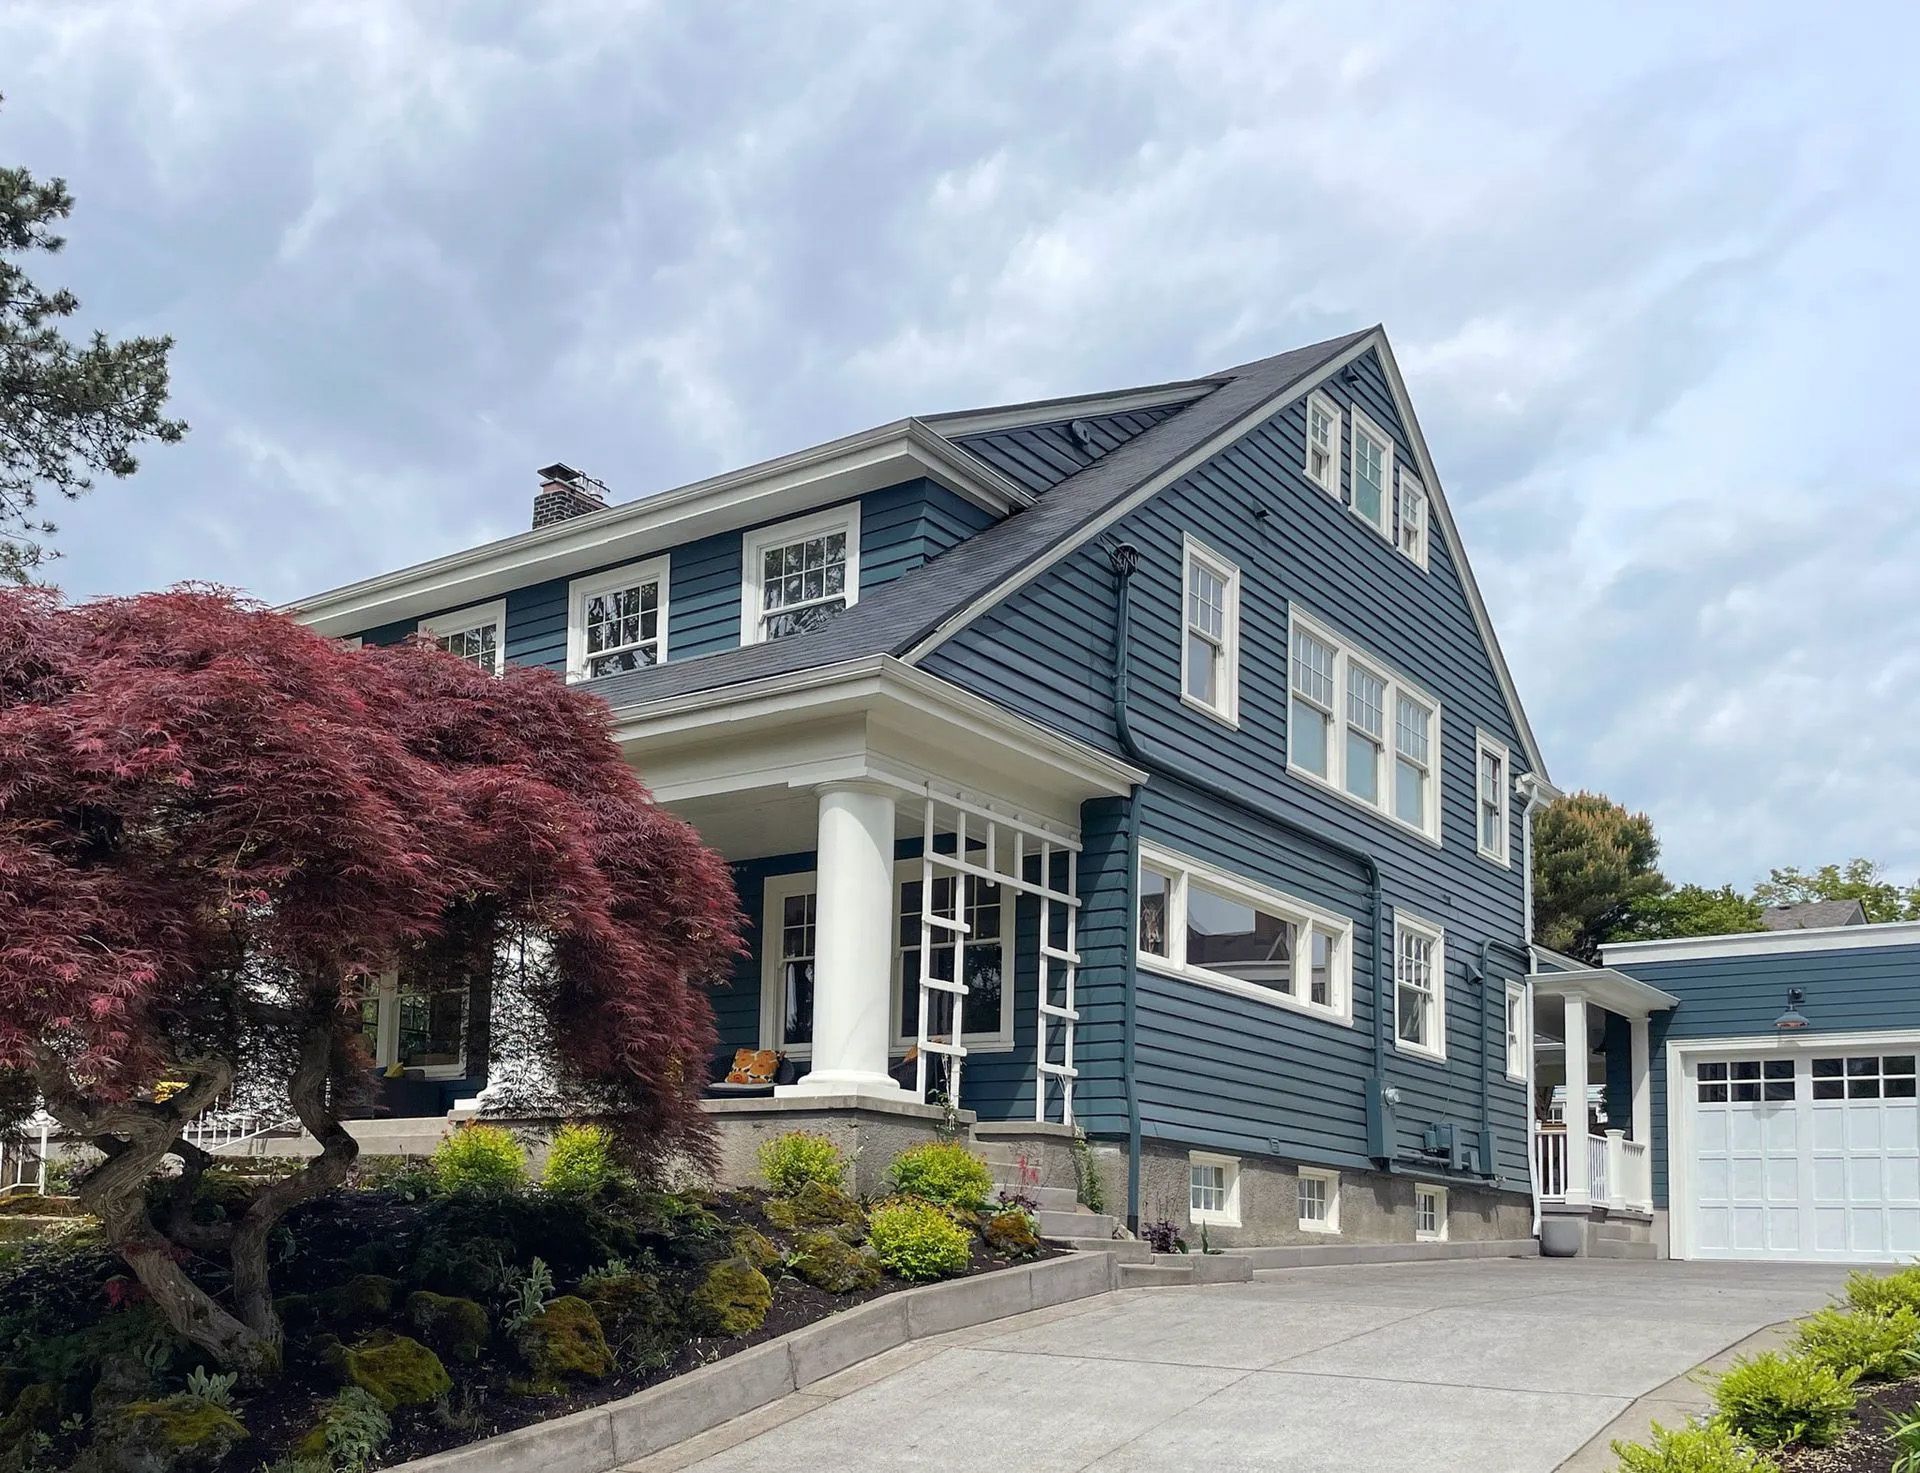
[1415,1184,1448,1241]
[1190,1152,1242,1227]
[1298,1167,1340,1233]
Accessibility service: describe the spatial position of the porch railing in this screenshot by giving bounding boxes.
[1533,1125,1650,1213]
[1588,1133,1609,1205]
[1614,1134,1652,1212]
[1532,1124,1568,1199]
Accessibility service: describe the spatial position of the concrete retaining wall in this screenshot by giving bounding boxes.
[387,1251,1118,1473]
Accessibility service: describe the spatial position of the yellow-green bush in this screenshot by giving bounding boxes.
[542,1123,615,1196]
[1711,1350,1856,1449]
[1792,1303,1920,1381]
[867,1198,972,1281]
[1844,1264,1920,1318]
[884,1142,993,1209]
[1610,1419,1778,1472]
[758,1130,848,1194]
[430,1123,527,1196]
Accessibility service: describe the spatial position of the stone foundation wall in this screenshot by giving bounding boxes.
[703,1096,966,1197]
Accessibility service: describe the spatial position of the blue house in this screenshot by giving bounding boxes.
[290,326,1559,1252]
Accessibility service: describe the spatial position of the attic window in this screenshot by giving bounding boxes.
[1349,409,1394,539]
[568,558,668,680]
[420,599,505,674]
[1396,474,1428,568]
[740,505,861,645]
[1305,392,1341,493]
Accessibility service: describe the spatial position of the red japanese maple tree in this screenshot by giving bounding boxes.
[0,586,741,1370]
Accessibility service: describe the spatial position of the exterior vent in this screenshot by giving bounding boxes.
[532,462,609,528]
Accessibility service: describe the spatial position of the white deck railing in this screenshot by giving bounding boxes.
[1588,1133,1609,1204]
[1533,1124,1651,1213]
[1532,1124,1569,1199]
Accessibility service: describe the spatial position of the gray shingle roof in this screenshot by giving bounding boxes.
[1760,900,1870,930]
[589,328,1373,710]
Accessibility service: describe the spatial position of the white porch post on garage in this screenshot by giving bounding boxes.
[1562,991,1591,1207]
[777,781,906,1101]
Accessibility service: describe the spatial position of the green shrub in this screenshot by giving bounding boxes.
[690,1258,773,1335]
[1844,1265,1920,1317]
[1889,1406,1920,1473]
[884,1142,993,1209]
[758,1130,848,1194]
[764,1180,865,1236]
[1711,1351,1857,1449]
[293,1386,390,1473]
[1611,1418,1778,1472]
[430,1124,527,1196]
[542,1123,615,1196]
[867,1199,972,1281]
[788,1230,882,1293]
[1792,1304,1920,1381]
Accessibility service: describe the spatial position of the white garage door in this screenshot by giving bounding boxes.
[1689,1049,1920,1261]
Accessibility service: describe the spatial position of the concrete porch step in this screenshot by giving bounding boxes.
[1057,1236,1149,1261]
[1120,1263,1195,1287]
[1152,1252,1254,1283]
[1037,1208,1115,1239]
[991,1183,1080,1212]
[1589,1236,1659,1261]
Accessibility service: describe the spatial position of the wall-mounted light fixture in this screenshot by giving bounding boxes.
[1775,988,1809,1031]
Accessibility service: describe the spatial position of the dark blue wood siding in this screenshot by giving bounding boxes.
[955,404,1187,496]
[922,347,1535,1184]
[1617,941,1920,1206]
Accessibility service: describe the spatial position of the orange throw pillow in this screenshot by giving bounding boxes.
[724,1048,779,1085]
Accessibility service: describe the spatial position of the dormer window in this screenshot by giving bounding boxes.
[1348,408,1394,539]
[1305,391,1341,493]
[568,558,668,680]
[1396,474,1428,568]
[420,599,505,674]
[741,505,861,645]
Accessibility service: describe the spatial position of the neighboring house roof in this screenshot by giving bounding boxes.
[1760,900,1870,930]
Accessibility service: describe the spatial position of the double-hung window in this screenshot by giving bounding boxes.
[568,558,668,680]
[1189,1152,1240,1226]
[1287,608,1442,840]
[1298,1167,1340,1233]
[1396,474,1428,568]
[1348,408,1394,538]
[1415,1184,1448,1241]
[1181,537,1240,724]
[741,505,860,645]
[1506,983,1527,1080]
[1305,391,1341,493]
[420,599,506,674]
[1476,732,1510,865]
[1136,843,1352,1022]
[1394,912,1445,1060]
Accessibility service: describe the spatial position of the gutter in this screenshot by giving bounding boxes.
[1107,547,1397,1204]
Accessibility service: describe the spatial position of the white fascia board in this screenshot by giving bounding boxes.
[284,422,1030,638]
[1528,966,1680,1016]
[604,654,1146,799]
[922,380,1219,437]
[1602,921,1920,965]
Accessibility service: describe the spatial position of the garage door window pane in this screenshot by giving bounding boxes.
[1886,1056,1916,1075]
[1890,1076,1918,1099]
[1849,1056,1877,1076]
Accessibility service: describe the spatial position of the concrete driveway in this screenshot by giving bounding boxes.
[622,1258,1850,1473]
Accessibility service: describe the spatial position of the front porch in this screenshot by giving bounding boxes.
[1529,963,1679,1256]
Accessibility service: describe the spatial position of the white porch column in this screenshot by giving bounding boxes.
[1562,991,1591,1206]
[778,782,906,1101]
[1630,1014,1652,1145]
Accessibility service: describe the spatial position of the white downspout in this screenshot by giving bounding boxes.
[1518,775,1554,1238]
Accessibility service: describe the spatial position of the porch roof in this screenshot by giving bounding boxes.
[1530,966,1679,1020]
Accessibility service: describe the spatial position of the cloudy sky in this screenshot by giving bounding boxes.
[4,1,1916,888]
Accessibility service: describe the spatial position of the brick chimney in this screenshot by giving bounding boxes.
[532,462,609,528]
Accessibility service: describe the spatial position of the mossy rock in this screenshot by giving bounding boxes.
[406,1290,489,1363]
[583,1272,681,1374]
[763,1181,865,1236]
[516,1296,612,1388]
[789,1230,881,1294]
[320,1273,396,1325]
[983,1208,1041,1258]
[0,1383,55,1451]
[343,1332,451,1410]
[83,1394,247,1471]
[690,1258,772,1336]
[732,1226,781,1271]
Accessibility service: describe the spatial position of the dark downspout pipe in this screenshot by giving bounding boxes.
[1107,546,1397,1179]
[1472,936,1535,1180]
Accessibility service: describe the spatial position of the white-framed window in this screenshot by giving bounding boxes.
[1394,912,1445,1060]
[1305,390,1342,493]
[760,873,819,1052]
[1189,1152,1241,1227]
[740,504,860,645]
[1506,983,1527,1080]
[1415,1184,1448,1241]
[567,558,668,680]
[1286,607,1443,842]
[1395,473,1428,569]
[1180,536,1241,725]
[356,968,470,1079]
[420,599,506,674]
[1476,731,1510,865]
[1298,1167,1340,1234]
[1136,842,1352,1023]
[1348,407,1395,539]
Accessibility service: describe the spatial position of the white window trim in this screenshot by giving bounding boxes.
[1136,841,1354,1025]
[1347,406,1395,541]
[757,864,1016,1057]
[1395,471,1429,570]
[1286,606,1444,844]
[565,556,670,682]
[1476,730,1511,867]
[1304,389,1342,494]
[360,969,470,1080]
[1188,1150,1242,1227]
[739,502,861,647]
[1180,535,1241,727]
[1298,1166,1341,1234]
[419,598,507,674]
[1415,1183,1449,1241]
[1393,910,1447,1062]
[1505,982,1527,1081]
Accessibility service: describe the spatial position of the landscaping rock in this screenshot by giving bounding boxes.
[583,1272,681,1374]
[732,1226,781,1270]
[321,1272,396,1325]
[405,1290,489,1363]
[342,1332,452,1410]
[0,1383,55,1451]
[690,1258,772,1335]
[517,1295,613,1389]
[80,1394,246,1472]
[789,1230,882,1293]
[983,1208,1041,1257]
[764,1182,864,1236]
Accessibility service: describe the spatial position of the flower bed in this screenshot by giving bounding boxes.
[0,1130,1053,1472]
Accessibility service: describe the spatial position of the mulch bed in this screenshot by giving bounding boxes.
[1784,1378,1920,1473]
